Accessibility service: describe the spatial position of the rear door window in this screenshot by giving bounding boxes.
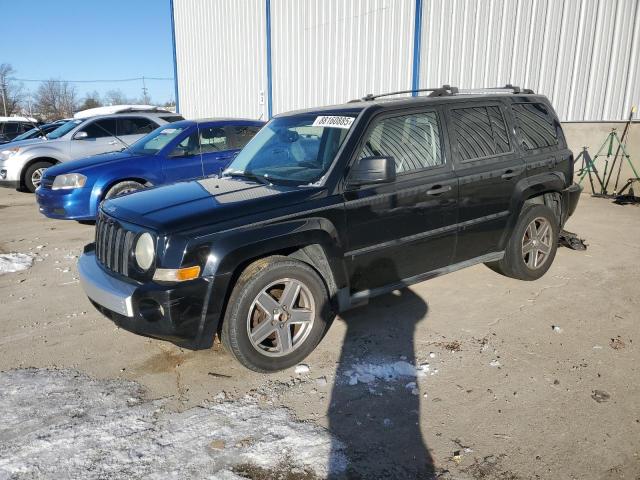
[79,119,118,139]
[512,103,560,150]
[230,125,262,149]
[358,111,443,174]
[199,126,230,153]
[117,117,157,136]
[450,105,511,161]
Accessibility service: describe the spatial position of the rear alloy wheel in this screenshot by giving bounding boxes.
[24,161,52,193]
[222,256,330,372]
[486,204,559,281]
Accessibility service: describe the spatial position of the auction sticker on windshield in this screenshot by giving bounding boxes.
[312,116,354,129]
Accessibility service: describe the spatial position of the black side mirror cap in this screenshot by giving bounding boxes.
[347,156,396,186]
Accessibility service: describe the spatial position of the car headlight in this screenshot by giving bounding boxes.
[0,147,20,160]
[52,173,87,190]
[134,232,155,271]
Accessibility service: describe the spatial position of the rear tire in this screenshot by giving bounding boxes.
[221,256,331,373]
[104,180,145,200]
[24,161,52,193]
[487,204,559,281]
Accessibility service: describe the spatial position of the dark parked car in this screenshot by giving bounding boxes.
[9,120,69,143]
[0,117,41,144]
[78,85,582,372]
[35,119,264,221]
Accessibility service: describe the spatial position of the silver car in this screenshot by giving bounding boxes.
[0,108,183,192]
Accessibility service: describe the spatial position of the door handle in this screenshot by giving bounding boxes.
[426,185,452,196]
[501,169,519,180]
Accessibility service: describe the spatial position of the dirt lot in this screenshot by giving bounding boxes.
[0,188,638,479]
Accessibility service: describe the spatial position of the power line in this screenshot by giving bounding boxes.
[8,76,173,84]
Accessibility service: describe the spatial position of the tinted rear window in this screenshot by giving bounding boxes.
[451,106,511,161]
[160,115,185,123]
[512,103,559,150]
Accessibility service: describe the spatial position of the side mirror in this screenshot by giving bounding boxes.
[74,131,88,140]
[348,156,396,186]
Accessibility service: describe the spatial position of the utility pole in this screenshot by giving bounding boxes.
[141,76,150,104]
[0,71,8,116]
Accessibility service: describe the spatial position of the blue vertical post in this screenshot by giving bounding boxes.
[169,0,180,112]
[411,0,423,95]
[266,0,273,118]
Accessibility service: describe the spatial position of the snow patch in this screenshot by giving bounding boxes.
[343,360,422,385]
[0,369,347,479]
[0,253,33,275]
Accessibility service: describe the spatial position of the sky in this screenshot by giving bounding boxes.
[2,0,175,105]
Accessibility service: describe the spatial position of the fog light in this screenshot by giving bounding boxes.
[138,299,164,323]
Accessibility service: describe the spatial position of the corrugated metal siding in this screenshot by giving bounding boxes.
[173,0,267,119]
[419,0,640,121]
[270,0,415,114]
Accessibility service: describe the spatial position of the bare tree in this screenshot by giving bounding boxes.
[104,89,135,105]
[34,80,77,121]
[0,64,25,117]
[77,90,103,111]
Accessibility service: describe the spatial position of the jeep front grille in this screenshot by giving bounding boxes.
[95,213,135,276]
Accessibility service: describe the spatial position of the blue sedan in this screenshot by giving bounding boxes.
[36,118,264,221]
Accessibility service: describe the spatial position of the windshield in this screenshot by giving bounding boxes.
[223,114,354,185]
[13,127,40,141]
[129,125,187,155]
[47,119,84,139]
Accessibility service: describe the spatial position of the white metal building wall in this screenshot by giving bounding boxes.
[173,0,639,121]
[172,0,268,120]
[420,0,640,121]
[269,0,415,113]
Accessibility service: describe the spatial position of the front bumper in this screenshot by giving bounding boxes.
[36,185,94,220]
[0,157,25,189]
[562,182,582,224]
[78,247,226,349]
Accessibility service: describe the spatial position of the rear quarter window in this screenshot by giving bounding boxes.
[512,102,560,150]
[450,105,511,161]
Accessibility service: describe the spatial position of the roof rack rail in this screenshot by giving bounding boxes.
[353,85,459,102]
[457,84,535,95]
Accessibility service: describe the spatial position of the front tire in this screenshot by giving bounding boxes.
[104,180,145,200]
[24,161,52,193]
[221,256,331,373]
[487,204,559,281]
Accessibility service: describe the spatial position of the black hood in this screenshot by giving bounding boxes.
[102,177,325,234]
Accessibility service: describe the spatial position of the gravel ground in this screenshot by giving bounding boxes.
[0,187,638,479]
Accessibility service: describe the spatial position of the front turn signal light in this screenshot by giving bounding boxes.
[153,265,201,282]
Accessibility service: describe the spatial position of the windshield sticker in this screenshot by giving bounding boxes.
[312,116,354,129]
[161,128,178,134]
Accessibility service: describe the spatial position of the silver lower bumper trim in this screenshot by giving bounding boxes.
[78,251,136,317]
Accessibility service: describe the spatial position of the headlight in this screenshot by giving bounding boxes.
[0,147,20,160]
[134,232,155,271]
[52,173,87,190]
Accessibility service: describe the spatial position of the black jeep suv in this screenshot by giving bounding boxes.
[78,86,581,372]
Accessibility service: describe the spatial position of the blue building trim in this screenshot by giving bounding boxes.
[411,0,423,95]
[265,0,274,118]
[169,0,180,113]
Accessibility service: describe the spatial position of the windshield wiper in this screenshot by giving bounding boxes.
[223,171,272,186]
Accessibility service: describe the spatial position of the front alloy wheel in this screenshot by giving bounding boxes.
[222,256,331,372]
[247,278,316,357]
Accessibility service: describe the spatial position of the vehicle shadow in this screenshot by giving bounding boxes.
[327,286,435,479]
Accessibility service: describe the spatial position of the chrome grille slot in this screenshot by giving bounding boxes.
[95,213,134,276]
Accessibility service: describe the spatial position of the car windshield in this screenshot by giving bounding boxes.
[13,127,40,141]
[223,114,355,185]
[129,125,187,155]
[47,119,84,139]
